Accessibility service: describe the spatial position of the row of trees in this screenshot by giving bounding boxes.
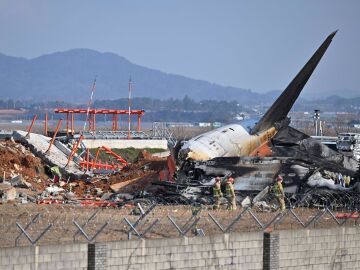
[0,97,247,123]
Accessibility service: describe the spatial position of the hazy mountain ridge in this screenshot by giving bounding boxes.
[0,49,262,103]
[0,49,357,103]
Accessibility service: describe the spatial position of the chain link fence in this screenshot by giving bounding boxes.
[1,202,359,248]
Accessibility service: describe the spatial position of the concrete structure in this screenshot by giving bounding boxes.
[82,139,168,150]
[104,232,263,270]
[278,227,360,269]
[12,130,84,178]
[0,183,16,202]
[0,243,87,270]
[0,130,12,140]
[2,227,360,269]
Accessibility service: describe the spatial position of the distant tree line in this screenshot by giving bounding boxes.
[0,97,247,123]
[1,95,359,123]
[93,96,245,123]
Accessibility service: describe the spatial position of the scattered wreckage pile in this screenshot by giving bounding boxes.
[166,130,360,211]
[0,134,167,207]
[2,131,360,212]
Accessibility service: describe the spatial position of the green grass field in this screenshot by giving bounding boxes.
[86,147,165,163]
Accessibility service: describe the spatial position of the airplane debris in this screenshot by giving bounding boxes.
[164,31,360,210]
[10,175,32,188]
[45,185,64,195]
[0,31,359,213]
[0,184,16,202]
[241,196,251,208]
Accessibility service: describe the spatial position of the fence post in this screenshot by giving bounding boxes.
[263,231,279,270]
[88,243,108,270]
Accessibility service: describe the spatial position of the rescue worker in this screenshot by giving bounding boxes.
[50,166,62,183]
[225,176,237,210]
[338,172,344,187]
[344,175,351,187]
[213,177,223,210]
[273,175,286,211]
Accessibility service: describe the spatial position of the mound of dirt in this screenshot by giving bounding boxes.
[72,157,166,197]
[0,140,49,187]
[134,150,166,162]
[0,138,167,200]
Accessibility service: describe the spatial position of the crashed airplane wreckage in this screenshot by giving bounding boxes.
[159,31,360,208]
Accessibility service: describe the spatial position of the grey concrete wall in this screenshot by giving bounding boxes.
[105,232,263,270]
[83,139,168,149]
[2,227,360,269]
[278,227,360,270]
[0,243,87,270]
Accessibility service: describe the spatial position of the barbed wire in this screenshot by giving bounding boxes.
[0,202,359,248]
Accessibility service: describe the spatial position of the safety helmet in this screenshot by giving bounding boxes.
[227,177,234,183]
[215,177,221,182]
[277,175,283,181]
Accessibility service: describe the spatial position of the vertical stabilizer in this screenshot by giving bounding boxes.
[251,31,337,134]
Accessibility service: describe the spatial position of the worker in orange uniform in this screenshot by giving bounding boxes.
[225,176,237,210]
[213,177,223,210]
[273,175,286,211]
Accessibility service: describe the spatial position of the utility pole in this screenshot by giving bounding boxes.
[128,77,132,139]
[314,109,320,136]
[84,77,97,132]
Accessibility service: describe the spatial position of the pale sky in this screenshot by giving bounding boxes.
[0,0,359,97]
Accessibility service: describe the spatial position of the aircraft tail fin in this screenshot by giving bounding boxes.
[251,31,337,134]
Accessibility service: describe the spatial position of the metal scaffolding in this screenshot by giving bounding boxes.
[54,108,145,135]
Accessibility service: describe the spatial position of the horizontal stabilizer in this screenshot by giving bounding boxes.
[251,31,337,134]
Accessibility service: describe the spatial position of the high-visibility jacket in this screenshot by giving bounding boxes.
[225,182,235,198]
[213,182,222,197]
[50,166,62,178]
[344,175,351,186]
[273,181,284,197]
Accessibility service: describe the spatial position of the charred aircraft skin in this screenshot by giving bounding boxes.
[173,31,360,206]
[180,127,358,191]
[271,127,358,176]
